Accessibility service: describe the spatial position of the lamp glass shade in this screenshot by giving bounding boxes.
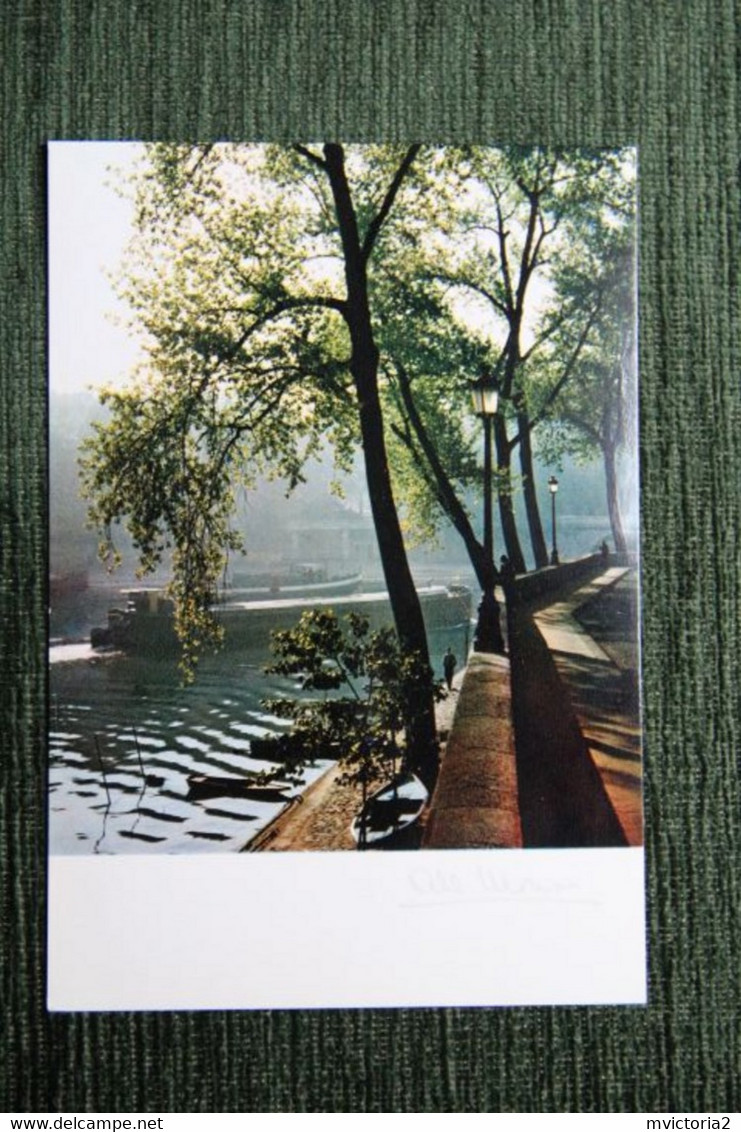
[471,384,499,416]
[548,475,559,494]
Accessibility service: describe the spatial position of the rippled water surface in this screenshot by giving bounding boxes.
[49,627,469,855]
[49,645,333,854]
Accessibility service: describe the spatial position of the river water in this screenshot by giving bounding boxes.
[49,606,472,856]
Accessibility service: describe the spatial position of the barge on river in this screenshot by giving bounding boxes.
[91,582,473,653]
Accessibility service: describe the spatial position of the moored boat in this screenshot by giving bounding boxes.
[186,775,292,803]
[350,773,429,849]
[227,565,362,602]
[90,582,472,653]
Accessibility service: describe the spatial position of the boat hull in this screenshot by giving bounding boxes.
[226,571,362,602]
[351,773,429,850]
[92,585,472,654]
[186,775,291,803]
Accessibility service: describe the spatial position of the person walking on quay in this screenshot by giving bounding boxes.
[443,646,457,691]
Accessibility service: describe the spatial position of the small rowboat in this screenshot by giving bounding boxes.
[351,773,429,849]
[186,775,291,803]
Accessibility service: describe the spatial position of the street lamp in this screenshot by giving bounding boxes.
[470,375,505,654]
[548,475,560,566]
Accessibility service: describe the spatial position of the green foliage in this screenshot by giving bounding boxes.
[369,145,636,560]
[533,216,637,465]
[81,142,635,674]
[263,609,443,788]
[82,144,366,673]
[376,279,485,545]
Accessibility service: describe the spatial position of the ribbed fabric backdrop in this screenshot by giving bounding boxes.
[2,0,739,1113]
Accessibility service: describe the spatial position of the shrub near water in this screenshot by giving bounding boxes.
[262,609,444,790]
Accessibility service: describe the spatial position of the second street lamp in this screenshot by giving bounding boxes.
[548,475,560,566]
[470,376,505,654]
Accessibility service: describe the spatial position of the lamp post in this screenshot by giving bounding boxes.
[548,475,560,566]
[470,376,505,654]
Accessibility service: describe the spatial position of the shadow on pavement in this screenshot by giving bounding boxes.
[507,601,628,848]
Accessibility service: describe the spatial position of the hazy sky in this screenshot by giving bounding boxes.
[47,141,634,415]
[48,141,144,396]
[46,142,637,551]
[47,141,546,398]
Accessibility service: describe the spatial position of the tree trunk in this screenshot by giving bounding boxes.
[603,441,627,554]
[324,144,439,787]
[439,497,490,591]
[393,363,490,590]
[494,415,527,574]
[517,408,549,568]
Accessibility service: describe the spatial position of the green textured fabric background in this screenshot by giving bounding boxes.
[2,0,739,1113]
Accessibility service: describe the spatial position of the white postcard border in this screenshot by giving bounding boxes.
[48,848,646,1011]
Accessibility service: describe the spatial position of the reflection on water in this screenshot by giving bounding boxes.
[49,627,470,855]
[48,645,330,854]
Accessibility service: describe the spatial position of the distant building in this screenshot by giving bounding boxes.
[285,512,379,575]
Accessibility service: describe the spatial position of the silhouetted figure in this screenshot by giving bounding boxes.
[443,647,457,690]
[600,539,609,562]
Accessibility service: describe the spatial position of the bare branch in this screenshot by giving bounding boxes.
[361,145,421,263]
[430,272,510,320]
[389,359,488,582]
[188,144,216,180]
[226,293,347,360]
[515,301,602,439]
[495,196,514,315]
[292,144,327,170]
[521,304,577,363]
[514,188,540,319]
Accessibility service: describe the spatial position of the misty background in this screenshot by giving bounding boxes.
[50,386,634,637]
[48,142,638,640]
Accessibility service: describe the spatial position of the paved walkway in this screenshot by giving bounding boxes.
[507,591,628,848]
[532,568,643,846]
[425,564,642,851]
[530,567,628,661]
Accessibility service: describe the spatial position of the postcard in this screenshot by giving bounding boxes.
[47,141,645,1010]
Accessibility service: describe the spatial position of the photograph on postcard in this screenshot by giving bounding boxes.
[49,142,641,861]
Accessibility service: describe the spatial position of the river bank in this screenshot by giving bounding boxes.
[247,665,465,852]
